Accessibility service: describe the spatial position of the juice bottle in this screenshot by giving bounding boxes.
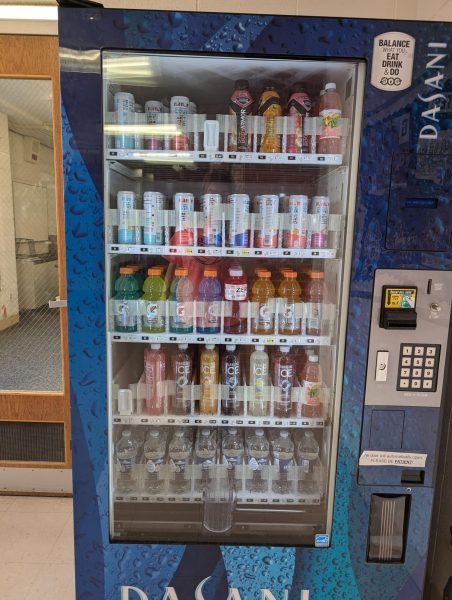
[317,82,342,155]
[286,82,312,154]
[273,346,295,418]
[249,345,269,417]
[258,83,282,153]
[228,79,254,152]
[306,271,326,336]
[251,269,275,335]
[144,343,166,415]
[113,267,140,332]
[223,265,248,334]
[142,267,168,333]
[300,355,323,418]
[169,267,194,334]
[200,344,219,414]
[196,268,222,334]
[278,270,302,335]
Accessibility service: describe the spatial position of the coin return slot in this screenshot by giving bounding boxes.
[400,469,424,486]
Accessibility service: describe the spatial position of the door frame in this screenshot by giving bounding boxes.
[0,34,71,471]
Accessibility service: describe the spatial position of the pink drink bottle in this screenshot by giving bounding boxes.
[144,343,166,415]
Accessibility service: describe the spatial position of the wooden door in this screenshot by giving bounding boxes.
[0,35,71,480]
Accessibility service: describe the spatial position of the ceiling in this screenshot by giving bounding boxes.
[0,78,54,146]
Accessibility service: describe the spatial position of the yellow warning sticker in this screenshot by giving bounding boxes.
[384,288,416,309]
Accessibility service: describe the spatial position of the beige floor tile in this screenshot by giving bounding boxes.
[298,0,396,18]
[0,563,42,600]
[0,496,16,512]
[9,496,73,514]
[47,516,75,564]
[25,563,75,600]
[0,511,70,563]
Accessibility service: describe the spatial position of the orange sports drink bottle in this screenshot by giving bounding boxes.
[258,83,282,153]
[251,269,276,334]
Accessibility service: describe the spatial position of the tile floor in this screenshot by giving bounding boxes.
[0,496,75,600]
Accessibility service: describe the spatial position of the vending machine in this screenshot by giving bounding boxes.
[58,8,452,600]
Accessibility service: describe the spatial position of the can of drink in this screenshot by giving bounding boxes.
[226,194,250,247]
[143,192,166,245]
[174,193,195,246]
[117,191,137,244]
[145,100,163,150]
[254,194,279,248]
[114,92,135,149]
[201,194,222,247]
[170,96,190,151]
[133,112,145,150]
[284,195,309,248]
[310,195,330,249]
[134,103,143,113]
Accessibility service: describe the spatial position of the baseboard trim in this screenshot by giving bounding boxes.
[0,467,73,494]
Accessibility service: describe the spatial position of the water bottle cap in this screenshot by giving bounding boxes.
[175,430,184,437]
[151,343,161,350]
[257,269,271,279]
[255,429,264,436]
[280,430,289,438]
[228,428,237,435]
[149,429,160,437]
[305,430,314,437]
[229,267,243,277]
[148,266,163,276]
[255,345,265,352]
[310,271,324,279]
[178,343,188,350]
[284,270,297,279]
[205,344,215,350]
[119,267,134,275]
[226,345,236,351]
[325,82,337,91]
[175,267,188,276]
[309,355,319,363]
[280,346,290,353]
[204,268,217,277]
[201,428,210,436]
[122,430,131,437]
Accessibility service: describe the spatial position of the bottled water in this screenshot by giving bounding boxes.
[143,428,166,493]
[115,429,138,493]
[297,430,320,494]
[247,428,269,492]
[272,430,294,494]
[221,427,244,491]
[195,428,217,491]
[168,429,192,493]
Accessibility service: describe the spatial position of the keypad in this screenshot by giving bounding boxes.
[397,343,441,392]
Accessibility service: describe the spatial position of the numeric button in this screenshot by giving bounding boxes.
[412,379,421,389]
[402,357,412,366]
[399,379,410,389]
[425,358,435,367]
[414,346,425,356]
[400,368,411,377]
[424,369,434,378]
[426,347,437,356]
[413,358,423,367]
[402,346,413,356]
[422,380,433,390]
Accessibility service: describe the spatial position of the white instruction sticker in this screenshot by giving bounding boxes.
[371,32,415,91]
[359,450,427,468]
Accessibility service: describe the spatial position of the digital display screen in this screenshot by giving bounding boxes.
[405,197,438,209]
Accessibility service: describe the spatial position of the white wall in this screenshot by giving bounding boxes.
[0,112,19,329]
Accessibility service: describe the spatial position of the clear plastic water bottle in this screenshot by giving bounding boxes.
[195,428,217,491]
[272,430,294,494]
[221,427,244,491]
[115,429,138,493]
[297,430,320,494]
[143,428,166,493]
[168,429,192,493]
[247,428,269,493]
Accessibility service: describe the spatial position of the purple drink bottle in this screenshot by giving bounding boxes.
[196,268,222,334]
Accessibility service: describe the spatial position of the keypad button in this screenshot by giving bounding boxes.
[424,369,434,378]
[422,380,433,390]
[412,379,421,389]
[402,346,413,356]
[414,346,425,356]
[399,379,410,389]
[426,347,437,356]
[412,368,422,378]
[425,358,435,367]
[413,357,423,367]
[401,357,412,366]
[400,368,411,377]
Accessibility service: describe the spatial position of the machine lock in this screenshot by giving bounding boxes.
[379,286,417,330]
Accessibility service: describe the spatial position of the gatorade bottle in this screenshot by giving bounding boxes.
[278,270,302,336]
[200,344,219,414]
[306,271,326,336]
[196,268,222,334]
[126,264,145,287]
[142,267,168,333]
[258,83,282,153]
[169,267,194,334]
[318,82,342,155]
[251,269,275,335]
[114,267,140,332]
[223,265,248,334]
[301,355,323,418]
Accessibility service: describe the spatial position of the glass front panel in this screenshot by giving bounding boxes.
[103,52,364,545]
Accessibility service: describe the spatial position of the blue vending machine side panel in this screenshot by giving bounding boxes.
[59,9,452,600]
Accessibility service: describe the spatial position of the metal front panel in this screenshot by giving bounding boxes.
[365,269,452,408]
